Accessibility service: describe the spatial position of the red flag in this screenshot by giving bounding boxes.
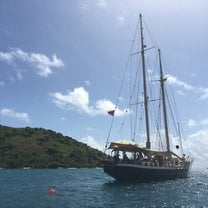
[107,110,115,116]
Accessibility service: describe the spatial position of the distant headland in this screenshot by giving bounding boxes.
[0,125,105,168]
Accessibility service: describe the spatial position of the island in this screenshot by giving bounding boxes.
[0,125,105,168]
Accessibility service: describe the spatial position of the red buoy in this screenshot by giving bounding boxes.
[49,188,56,196]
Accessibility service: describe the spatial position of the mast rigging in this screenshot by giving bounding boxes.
[139,14,151,149]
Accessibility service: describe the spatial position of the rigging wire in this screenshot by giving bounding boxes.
[104,17,140,152]
[115,110,128,139]
[158,49,186,155]
[105,14,189,157]
[130,56,142,141]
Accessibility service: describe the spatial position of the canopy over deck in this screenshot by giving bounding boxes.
[108,140,182,159]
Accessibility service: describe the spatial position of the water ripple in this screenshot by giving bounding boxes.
[0,169,207,207]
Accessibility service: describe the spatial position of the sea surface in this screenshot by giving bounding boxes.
[0,168,207,208]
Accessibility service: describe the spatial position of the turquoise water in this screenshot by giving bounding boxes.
[0,168,207,208]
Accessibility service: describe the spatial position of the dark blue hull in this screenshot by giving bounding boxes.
[103,163,190,181]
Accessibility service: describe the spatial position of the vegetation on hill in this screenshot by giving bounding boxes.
[0,125,105,168]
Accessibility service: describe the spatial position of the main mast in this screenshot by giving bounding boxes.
[140,14,151,149]
[158,49,171,155]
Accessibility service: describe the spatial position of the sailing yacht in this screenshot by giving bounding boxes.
[101,14,192,181]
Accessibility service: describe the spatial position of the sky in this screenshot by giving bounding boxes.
[0,0,208,168]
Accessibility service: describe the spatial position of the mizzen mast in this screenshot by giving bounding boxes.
[158,49,171,155]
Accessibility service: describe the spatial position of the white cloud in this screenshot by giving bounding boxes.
[97,0,107,8]
[0,51,13,63]
[176,90,185,96]
[80,0,89,10]
[180,118,208,165]
[0,108,30,123]
[86,127,95,132]
[163,128,208,168]
[188,119,196,127]
[50,86,128,117]
[167,75,208,101]
[95,99,115,115]
[50,87,92,113]
[85,80,91,86]
[16,70,23,80]
[185,129,208,165]
[80,0,107,10]
[118,16,125,26]
[187,117,208,128]
[81,135,103,151]
[95,99,128,116]
[0,48,64,77]
[198,87,208,100]
[167,75,194,90]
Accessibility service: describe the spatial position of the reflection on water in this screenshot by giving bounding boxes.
[0,168,207,208]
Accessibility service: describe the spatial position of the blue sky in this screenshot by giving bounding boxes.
[0,0,208,167]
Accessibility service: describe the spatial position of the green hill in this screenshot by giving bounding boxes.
[0,125,105,168]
